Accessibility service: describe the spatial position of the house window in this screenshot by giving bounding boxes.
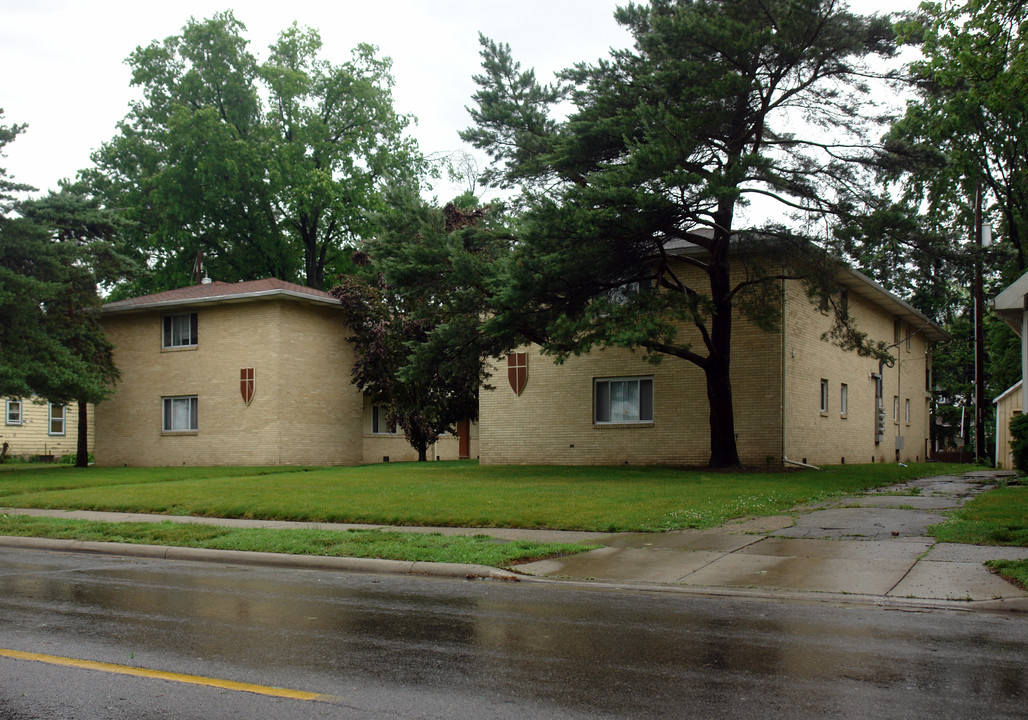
[605,281,641,306]
[371,404,400,435]
[5,399,22,425]
[893,396,900,422]
[905,398,910,425]
[163,313,198,348]
[163,396,198,432]
[48,403,66,436]
[820,379,829,414]
[594,377,653,424]
[840,383,848,417]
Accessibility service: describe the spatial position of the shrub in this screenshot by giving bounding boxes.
[1009,414,1028,473]
[58,452,93,465]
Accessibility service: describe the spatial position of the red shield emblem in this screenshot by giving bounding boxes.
[240,368,255,405]
[507,353,527,395]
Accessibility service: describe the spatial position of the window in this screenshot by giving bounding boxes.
[48,403,65,436]
[905,398,910,425]
[371,404,400,435]
[163,396,198,432]
[5,399,22,425]
[163,313,198,348]
[840,383,848,417]
[820,379,829,414]
[893,396,900,422]
[594,377,653,424]
[605,281,640,306]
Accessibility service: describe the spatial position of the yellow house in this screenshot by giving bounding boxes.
[993,382,1021,470]
[993,269,1028,470]
[97,278,475,467]
[479,263,946,467]
[1,397,92,461]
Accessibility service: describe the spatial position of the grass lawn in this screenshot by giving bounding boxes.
[0,515,593,569]
[987,559,1028,589]
[0,460,975,532]
[930,485,1028,546]
[929,483,1028,590]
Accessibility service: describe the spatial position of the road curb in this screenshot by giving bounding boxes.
[0,535,521,582]
[516,575,1028,614]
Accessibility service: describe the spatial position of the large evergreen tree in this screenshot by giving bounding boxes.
[462,0,898,467]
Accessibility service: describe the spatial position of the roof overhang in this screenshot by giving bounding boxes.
[102,286,344,315]
[836,266,949,343]
[992,270,1028,334]
[666,239,949,343]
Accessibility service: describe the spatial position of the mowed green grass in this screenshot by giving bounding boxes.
[930,483,1028,589]
[0,515,593,568]
[0,461,975,532]
[930,485,1028,546]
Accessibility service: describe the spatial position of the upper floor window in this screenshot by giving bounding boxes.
[595,377,653,424]
[5,399,22,425]
[163,313,198,348]
[48,403,66,436]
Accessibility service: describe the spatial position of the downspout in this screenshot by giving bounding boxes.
[780,272,787,467]
[896,338,902,462]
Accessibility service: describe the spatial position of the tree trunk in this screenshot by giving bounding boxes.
[705,198,741,469]
[417,442,428,462]
[76,400,89,468]
[705,356,741,468]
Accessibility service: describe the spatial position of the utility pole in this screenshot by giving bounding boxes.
[973,186,988,462]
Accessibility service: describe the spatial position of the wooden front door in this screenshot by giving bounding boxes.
[457,420,470,459]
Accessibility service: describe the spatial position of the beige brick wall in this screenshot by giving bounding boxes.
[96,298,362,466]
[480,268,935,468]
[0,397,93,460]
[783,282,932,465]
[480,318,783,467]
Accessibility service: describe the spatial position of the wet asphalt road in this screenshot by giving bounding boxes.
[0,547,1025,719]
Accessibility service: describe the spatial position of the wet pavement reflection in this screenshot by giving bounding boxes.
[0,548,1025,718]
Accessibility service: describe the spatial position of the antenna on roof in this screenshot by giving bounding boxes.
[193,248,212,285]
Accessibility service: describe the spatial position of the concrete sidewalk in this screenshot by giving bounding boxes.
[517,470,1028,610]
[2,470,1027,610]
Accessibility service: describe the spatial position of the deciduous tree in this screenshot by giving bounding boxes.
[89,11,421,293]
[330,187,503,461]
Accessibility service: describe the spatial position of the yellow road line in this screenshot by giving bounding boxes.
[0,647,336,702]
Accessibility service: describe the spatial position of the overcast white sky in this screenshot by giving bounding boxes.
[1,0,914,204]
